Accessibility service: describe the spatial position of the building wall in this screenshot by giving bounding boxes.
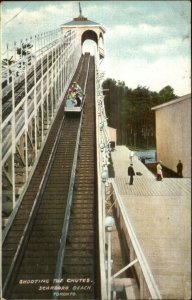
[61,26,103,55]
[108,127,117,147]
[155,96,191,177]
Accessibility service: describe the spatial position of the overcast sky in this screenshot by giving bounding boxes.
[1,0,191,96]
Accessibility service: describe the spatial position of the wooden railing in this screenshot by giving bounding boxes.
[110,179,162,299]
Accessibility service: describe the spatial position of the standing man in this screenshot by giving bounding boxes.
[176,160,183,177]
[128,163,135,185]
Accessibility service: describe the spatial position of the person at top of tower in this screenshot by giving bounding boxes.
[79,2,83,17]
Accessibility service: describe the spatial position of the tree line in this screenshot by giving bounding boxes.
[2,42,33,78]
[102,79,178,149]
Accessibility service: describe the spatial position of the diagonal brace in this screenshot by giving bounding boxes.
[112,258,138,279]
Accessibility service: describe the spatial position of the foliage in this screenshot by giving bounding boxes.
[102,79,178,147]
[2,57,15,74]
[2,43,34,78]
[17,42,33,57]
[2,56,15,67]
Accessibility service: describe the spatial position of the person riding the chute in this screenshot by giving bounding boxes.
[66,81,84,109]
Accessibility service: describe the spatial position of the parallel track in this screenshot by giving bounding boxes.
[2,46,65,120]
[2,53,99,300]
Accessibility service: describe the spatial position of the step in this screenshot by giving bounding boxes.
[112,278,140,299]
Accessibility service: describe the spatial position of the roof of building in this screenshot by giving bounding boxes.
[61,17,106,33]
[61,3,105,32]
[108,126,117,131]
[151,93,191,111]
[62,18,100,27]
[62,3,102,27]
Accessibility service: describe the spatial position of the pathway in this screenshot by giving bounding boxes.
[111,146,191,299]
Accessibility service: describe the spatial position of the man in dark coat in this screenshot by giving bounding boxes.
[176,160,183,177]
[128,163,135,185]
[74,93,81,107]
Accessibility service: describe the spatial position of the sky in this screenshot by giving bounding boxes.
[1,0,191,96]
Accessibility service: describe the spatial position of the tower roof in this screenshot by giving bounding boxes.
[61,2,105,32]
[62,19,100,26]
[61,18,105,33]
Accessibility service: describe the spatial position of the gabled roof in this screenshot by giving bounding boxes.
[151,93,191,111]
[62,19,100,27]
[62,3,105,31]
[61,16,105,32]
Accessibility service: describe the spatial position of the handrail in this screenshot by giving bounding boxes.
[110,178,162,299]
[2,115,66,294]
[2,30,76,116]
[1,32,80,164]
[2,89,68,243]
[1,29,73,86]
[95,56,108,300]
[53,54,91,293]
[2,38,65,117]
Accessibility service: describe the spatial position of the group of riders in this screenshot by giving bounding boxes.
[67,81,83,107]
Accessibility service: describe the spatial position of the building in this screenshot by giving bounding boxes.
[60,3,105,59]
[152,94,191,177]
[108,126,117,149]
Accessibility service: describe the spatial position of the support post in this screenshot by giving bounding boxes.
[11,74,16,207]
[107,230,112,300]
[7,43,9,84]
[105,217,115,300]
[41,53,44,140]
[34,59,37,157]
[24,65,28,179]
[46,52,49,127]
[51,46,54,118]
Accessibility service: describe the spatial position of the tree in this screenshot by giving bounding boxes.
[15,42,34,75]
[2,56,15,74]
[102,79,178,148]
[17,42,33,58]
[2,42,34,79]
[159,85,178,102]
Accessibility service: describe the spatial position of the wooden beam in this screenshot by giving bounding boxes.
[16,145,26,166]
[3,168,12,186]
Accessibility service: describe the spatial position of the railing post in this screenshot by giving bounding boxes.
[110,179,162,299]
[24,64,28,179]
[51,46,54,119]
[139,268,145,299]
[2,27,82,238]
[40,55,44,142]
[46,52,49,128]
[6,43,9,84]
[107,230,112,300]
[33,59,38,157]
[11,74,16,208]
